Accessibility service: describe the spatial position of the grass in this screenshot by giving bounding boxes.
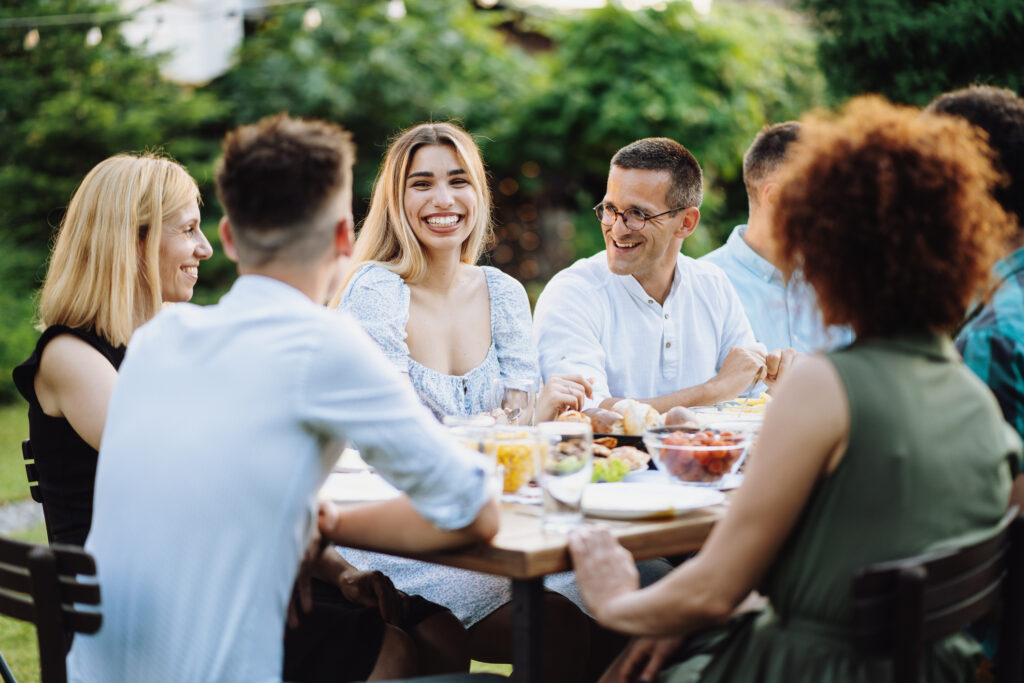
[0,521,47,683]
[0,404,29,504]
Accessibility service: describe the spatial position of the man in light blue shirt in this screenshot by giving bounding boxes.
[68,115,498,683]
[702,123,853,353]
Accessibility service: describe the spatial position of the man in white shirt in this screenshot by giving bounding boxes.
[701,123,854,353]
[535,138,793,410]
[68,115,498,682]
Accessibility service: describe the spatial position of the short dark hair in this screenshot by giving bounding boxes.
[926,85,1024,228]
[775,96,1012,338]
[611,137,703,209]
[215,114,355,264]
[743,122,801,200]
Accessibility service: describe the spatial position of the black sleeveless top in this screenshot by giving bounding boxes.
[12,325,126,547]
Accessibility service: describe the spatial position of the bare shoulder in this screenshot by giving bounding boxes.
[37,333,116,399]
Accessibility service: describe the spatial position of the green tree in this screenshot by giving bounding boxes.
[486,0,825,289]
[209,0,543,212]
[0,0,227,402]
[797,0,1024,105]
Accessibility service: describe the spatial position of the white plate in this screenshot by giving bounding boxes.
[319,471,400,502]
[582,482,725,520]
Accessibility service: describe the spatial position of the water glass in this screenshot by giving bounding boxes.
[446,419,502,495]
[537,421,593,533]
[490,377,538,426]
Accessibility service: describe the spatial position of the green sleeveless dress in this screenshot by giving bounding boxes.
[662,334,1022,683]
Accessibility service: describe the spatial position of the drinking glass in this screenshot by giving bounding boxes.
[536,421,593,533]
[490,426,541,494]
[490,377,538,426]
[445,418,502,495]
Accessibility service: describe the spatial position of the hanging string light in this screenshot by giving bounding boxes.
[386,0,406,21]
[301,5,322,30]
[23,28,39,50]
[84,25,102,46]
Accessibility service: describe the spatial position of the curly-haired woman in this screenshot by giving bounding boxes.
[570,97,1023,683]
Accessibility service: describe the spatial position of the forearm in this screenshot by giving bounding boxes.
[593,560,734,636]
[323,496,499,553]
[598,380,727,413]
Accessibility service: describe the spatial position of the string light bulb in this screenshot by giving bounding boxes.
[302,6,322,30]
[85,25,102,46]
[386,0,406,21]
[23,28,40,50]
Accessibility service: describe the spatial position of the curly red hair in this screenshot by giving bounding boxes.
[774,96,1014,338]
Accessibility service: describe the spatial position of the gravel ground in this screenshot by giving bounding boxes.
[0,499,44,535]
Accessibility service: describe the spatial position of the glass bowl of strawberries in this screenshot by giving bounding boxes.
[643,426,751,487]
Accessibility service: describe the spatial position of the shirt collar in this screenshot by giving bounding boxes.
[615,256,683,306]
[994,246,1024,280]
[222,274,316,308]
[727,224,782,284]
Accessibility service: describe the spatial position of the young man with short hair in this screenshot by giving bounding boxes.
[68,114,498,682]
[701,122,853,353]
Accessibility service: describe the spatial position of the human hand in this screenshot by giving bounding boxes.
[568,526,639,624]
[710,347,766,402]
[537,374,595,422]
[615,636,684,683]
[338,568,407,625]
[764,348,798,388]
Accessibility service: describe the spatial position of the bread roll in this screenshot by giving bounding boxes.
[583,408,624,435]
[557,409,591,426]
[612,399,660,436]
[609,446,650,471]
[664,406,699,427]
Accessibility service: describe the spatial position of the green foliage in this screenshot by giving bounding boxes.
[0,402,30,503]
[496,1,825,262]
[797,0,1024,105]
[210,0,543,208]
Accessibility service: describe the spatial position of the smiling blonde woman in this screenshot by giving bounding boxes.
[13,153,211,547]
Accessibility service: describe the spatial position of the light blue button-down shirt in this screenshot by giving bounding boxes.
[69,275,490,683]
[701,225,854,353]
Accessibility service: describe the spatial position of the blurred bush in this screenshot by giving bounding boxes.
[797,0,1024,105]
[486,1,825,288]
[0,0,228,403]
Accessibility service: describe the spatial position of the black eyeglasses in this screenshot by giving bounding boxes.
[593,202,687,231]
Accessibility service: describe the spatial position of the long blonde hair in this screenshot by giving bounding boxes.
[338,122,492,298]
[38,153,199,346]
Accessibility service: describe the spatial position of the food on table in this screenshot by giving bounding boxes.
[591,456,631,483]
[646,428,747,485]
[613,399,661,435]
[491,432,538,493]
[583,408,625,435]
[664,406,699,427]
[609,445,650,471]
[556,409,590,425]
[593,443,613,458]
[594,436,618,449]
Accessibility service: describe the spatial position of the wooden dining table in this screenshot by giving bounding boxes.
[363,498,727,683]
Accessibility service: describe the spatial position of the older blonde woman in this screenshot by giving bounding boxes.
[13,153,212,546]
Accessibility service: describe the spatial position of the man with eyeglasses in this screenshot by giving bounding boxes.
[701,122,854,354]
[534,137,791,411]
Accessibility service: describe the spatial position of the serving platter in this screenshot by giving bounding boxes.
[582,482,725,520]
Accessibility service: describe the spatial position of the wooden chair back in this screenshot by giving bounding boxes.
[0,536,101,683]
[851,507,1024,682]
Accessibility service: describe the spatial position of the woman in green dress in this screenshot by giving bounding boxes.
[569,96,1023,683]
